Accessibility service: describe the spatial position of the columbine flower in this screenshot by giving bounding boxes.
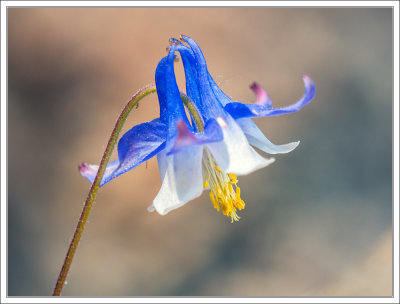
[149,42,274,222]
[164,35,315,220]
[80,36,315,222]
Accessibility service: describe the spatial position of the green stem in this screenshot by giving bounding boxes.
[52,84,157,296]
[52,85,201,296]
[180,92,204,132]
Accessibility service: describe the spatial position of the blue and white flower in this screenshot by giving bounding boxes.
[80,36,316,222]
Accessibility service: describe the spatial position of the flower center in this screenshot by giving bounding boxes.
[201,148,245,223]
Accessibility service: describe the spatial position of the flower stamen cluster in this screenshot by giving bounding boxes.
[202,148,245,222]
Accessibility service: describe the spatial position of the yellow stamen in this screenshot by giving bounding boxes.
[202,148,245,222]
[228,173,237,180]
[214,165,223,173]
[209,192,219,211]
[234,199,245,210]
[216,186,223,197]
[224,185,229,196]
[236,186,241,196]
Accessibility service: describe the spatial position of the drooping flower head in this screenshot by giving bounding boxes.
[162,35,315,220]
[80,36,316,222]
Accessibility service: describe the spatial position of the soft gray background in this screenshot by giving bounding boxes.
[8,8,392,296]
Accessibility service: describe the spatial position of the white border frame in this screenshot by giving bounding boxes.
[1,1,398,303]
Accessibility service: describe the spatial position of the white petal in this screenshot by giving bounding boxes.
[207,115,275,176]
[151,146,204,215]
[148,151,169,213]
[236,118,300,154]
[157,150,168,182]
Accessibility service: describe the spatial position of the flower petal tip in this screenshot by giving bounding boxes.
[250,82,272,106]
[287,140,301,151]
[249,82,257,90]
[302,74,314,86]
[179,35,192,45]
[78,162,93,175]
[78,162,86,172]
[168,38,180,48]
[170,37,180,44]
[78,162,100,184]
[147,205,155,212]
[302,75,316,101]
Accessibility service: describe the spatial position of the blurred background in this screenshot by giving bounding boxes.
[8,8,392,296]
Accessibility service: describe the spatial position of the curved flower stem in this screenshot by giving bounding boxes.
[52,84,157,296]
[52,84,201,296]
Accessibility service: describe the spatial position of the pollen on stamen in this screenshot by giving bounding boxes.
[214,165,223,173]
[202,148,245,223]
[209,192,219,211]
[228,173,237,180]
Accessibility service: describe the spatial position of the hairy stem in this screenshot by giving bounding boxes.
[52,84,157,296]
[53,85,201,296]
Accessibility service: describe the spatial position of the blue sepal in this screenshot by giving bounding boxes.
[224,75,316,119]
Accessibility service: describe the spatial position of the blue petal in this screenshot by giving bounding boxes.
[207,74,232,106]
[163,43,195,153]
[174,41,232,108]
[172,42,201,106]
[174,38,242,109]
[180,35,226,121]
[79,119,167,186]
[224,75,316,119]
[156,48,192,131]
[172,43,202,132]
[111,118,167,181]
[155,57,168,124]
[164,43,224,154]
